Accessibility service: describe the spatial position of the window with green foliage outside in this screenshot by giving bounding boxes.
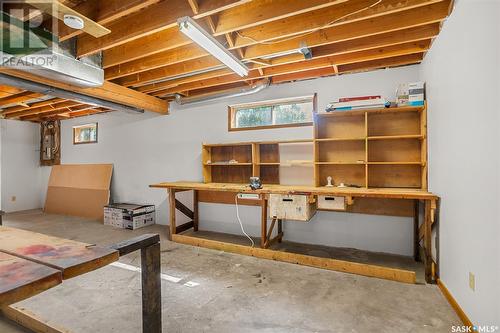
[73,123,98,144]
[229,96,315,131]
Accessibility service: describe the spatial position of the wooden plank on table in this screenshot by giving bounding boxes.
[0,227,118,279]
[2,306,70,333]
[172,234,416,284]
[0,252,62,308]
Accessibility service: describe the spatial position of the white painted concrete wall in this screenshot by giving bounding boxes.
[46,66,421,256]
[0,119,42,212]
[419,0,500,326]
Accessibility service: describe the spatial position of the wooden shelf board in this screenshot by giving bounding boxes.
[205,163,253,166]
[316,162,366,165]
[315,137,366,142]
[203,143,253,147]
[368,135,424,140]
[316,106,424,118]
[368,162,425,166]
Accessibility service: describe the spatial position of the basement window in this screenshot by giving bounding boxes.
[73,123,98,144]
[228,95,316,131]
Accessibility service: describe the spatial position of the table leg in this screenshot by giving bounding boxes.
[168,189,176,240]
[277,219,283,243]
[141,242,162,333]
[413,200,420,262]
[260,198,267,248]
[424,200,433,283]
[193,190,199,232]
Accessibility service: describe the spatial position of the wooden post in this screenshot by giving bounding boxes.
[424,200,433,283]
[277,219,283,243]
[193,190,199,232]
[168,189,176,240]
[260,198,267,248]
[141,242,162,333]
[413,200,420,262]
[110,234,162,333]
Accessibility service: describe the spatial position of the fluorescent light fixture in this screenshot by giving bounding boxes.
[178,17,249,77]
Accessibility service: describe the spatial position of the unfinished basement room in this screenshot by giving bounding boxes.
[0,0,498,332]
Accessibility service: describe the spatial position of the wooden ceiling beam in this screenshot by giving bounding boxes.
[0,85,24,98]
[1,98,64,116]
[234,0,444,48]
[122,23,439,89]
[100,0,442,70]
[58,0,161,41]
[105,44,209,80]
[0,69,169,114]
[214,0,347,35]
[114,57,224,87]
[152,42,430,96]
[76,0,250,57]
[337,53,425,73]
[6,101,85,119]
[20,104,101,121]
[242,0,450,59]
[271,67,337,84]
[0,92,44,107]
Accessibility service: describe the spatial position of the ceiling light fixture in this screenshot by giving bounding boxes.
[63,15,85,30]
[178,17,249,77]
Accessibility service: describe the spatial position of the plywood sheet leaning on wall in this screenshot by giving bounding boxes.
[44,164,113,220]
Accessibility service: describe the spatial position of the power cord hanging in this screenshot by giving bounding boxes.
[235,194,255,247]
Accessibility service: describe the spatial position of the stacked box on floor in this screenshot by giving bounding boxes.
[104,204,155,230]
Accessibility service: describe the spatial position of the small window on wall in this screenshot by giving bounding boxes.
[73,123,98,144]
[228,95,316,131]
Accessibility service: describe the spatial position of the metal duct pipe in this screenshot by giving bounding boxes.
[174,79,270,105]
[0,73,144,114]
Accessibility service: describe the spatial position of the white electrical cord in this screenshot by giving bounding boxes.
[235,194,255,248]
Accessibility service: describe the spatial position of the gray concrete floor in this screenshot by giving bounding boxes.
[1,210,460,333]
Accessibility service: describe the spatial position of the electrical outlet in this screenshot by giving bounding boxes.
[11,196,16,202]
[237,193,260,200]
[469,272,475,291]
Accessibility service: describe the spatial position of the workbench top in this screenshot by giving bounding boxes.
[150,182,438,200]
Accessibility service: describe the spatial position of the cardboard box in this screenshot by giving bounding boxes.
[104,203,155,230]
[317,195,346,211]
[269,194,317,222]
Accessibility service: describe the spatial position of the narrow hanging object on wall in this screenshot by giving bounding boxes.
[40,120,61,166]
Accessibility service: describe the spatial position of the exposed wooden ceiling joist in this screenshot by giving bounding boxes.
[136,24,440,94]
[76,0,251,57]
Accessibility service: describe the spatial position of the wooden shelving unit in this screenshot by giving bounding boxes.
[313,105,428,189]
[203,105,428,190]
[203,140,314,185]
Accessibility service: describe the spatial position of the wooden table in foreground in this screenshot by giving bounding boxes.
[0,226,162,333]
[151,181,439,284]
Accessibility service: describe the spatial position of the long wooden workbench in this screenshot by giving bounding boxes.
[151,181,439,284]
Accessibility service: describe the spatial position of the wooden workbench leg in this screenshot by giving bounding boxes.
[260,198,268,248]
[193,190,199,232]
[141,242,162,333]
[424,200,433,283]
[277,219,283,243]
[168,189,176,240]
[413,200,420,262]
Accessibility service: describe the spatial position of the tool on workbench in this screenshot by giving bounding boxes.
[249,177,262,190]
